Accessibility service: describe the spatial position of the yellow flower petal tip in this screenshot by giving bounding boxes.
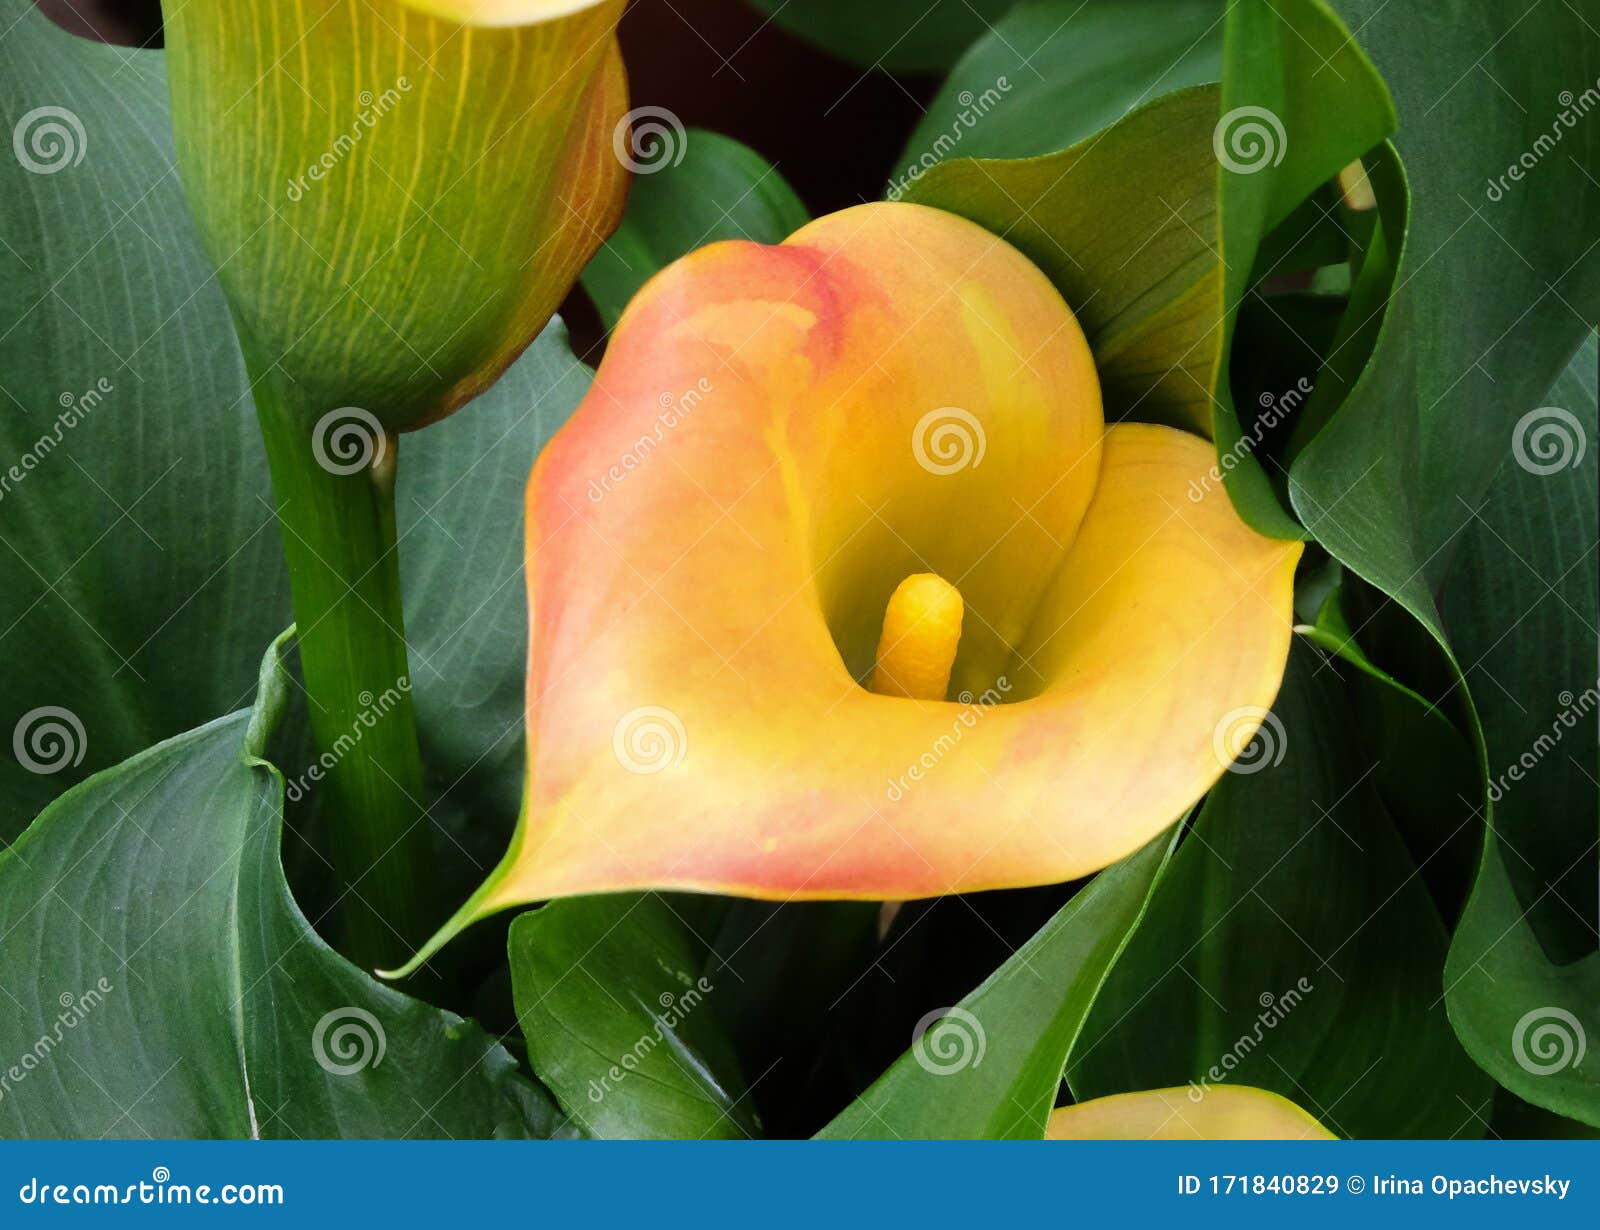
[1047,1086,1335,1140]
[397,0,611,26]
[394,199,1304,965]
[871,573,965,701]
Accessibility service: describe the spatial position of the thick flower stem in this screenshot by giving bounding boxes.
[253,374,435,972]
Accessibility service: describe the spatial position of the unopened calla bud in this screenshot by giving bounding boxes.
[164,0,628,431]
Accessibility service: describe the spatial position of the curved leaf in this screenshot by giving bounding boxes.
[509,894,757,1139]
[1442,337,1599,1125]
[898,0,1223,165]
[1068,645,1491,1139]
[0,634,563,1139]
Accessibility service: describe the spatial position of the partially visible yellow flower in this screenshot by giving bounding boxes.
[393,201,1300,970]
[1047,1086,1333,1140]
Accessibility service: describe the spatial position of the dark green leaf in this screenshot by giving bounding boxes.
[1068,645,1491,1139]
[903,87,1225,434]
[897,0,1223,166]
[0,2,282,833]
[1212,0,1396,535]
[0,634,563,1139]
[1288,0,1600,635]
[581,129,809,329]
[0,0,590,889]
[1441,336,1598,1126]
[818,830,1177,1140]
[509,893,758,1139]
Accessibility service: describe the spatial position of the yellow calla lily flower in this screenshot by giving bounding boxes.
[389,201,1300,974]
[1047,1086,1334,1140]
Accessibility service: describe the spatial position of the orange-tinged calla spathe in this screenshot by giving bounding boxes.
[387,202,1301,975]
[1046,1086,1334,1140]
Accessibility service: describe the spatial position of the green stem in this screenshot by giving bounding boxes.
[253,370,435,971]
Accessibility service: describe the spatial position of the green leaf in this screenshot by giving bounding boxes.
[1211,0,1396,536]
[897,0,1223,166]
[0,0,590,881]
[580,129,809,330]
[162,0,627,432]
[509,894,758,1139]
[1280,0,1600,1119]
[903,87,1225,435]
[817,830,1177,1140]
[0,1,281,834]
[743,0,1020,74]
[1068,645,1492,1139]
[0,633,563,1139]
[1441,336,1599,1126]
[1288,0,1600,636]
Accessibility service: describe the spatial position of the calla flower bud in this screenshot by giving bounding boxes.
[164,0,628,431]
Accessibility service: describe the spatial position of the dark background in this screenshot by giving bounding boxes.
[35,0,933,217]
